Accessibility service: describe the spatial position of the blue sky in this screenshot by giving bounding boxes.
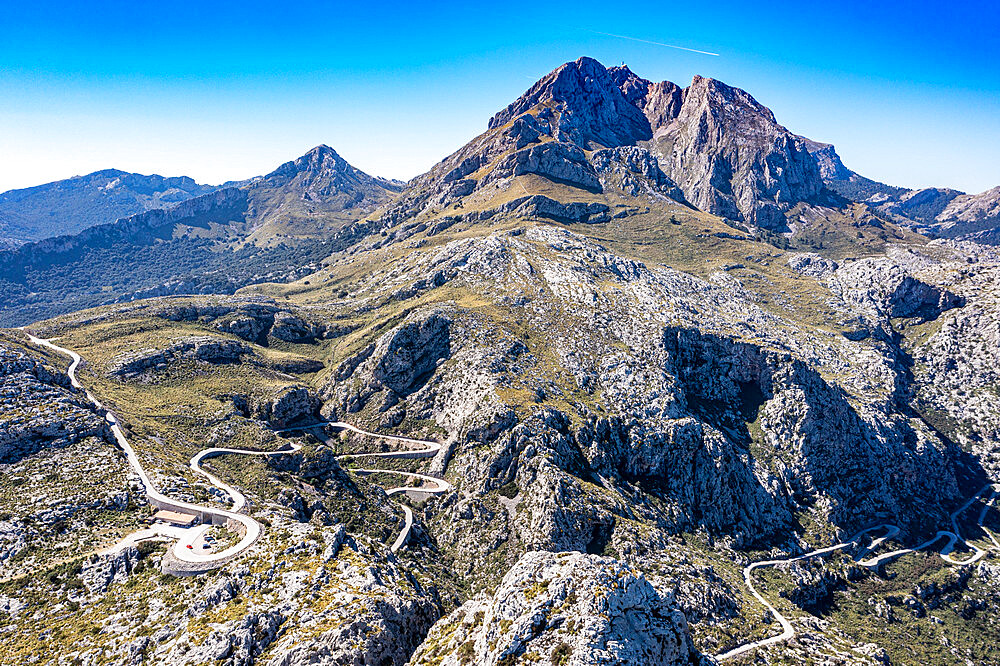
[1,0,998,193]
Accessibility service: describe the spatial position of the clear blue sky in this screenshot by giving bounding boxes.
[1,0,998,194]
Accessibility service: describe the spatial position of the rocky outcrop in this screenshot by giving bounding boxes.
[488,57,652,149]
[787,252,838,279]
[648,75,823,230]
[0,339,106,463]
[591,146,686,202]
[108,336,253,378]
[80,546,140,594]
[484,142,601,191]
[152,299,347,345]
[323,308,452,415]
[251,386,320,428]
[831,258,963,320]
[798,136,854,181]
[410,550,703,666]
[609,65,684,131]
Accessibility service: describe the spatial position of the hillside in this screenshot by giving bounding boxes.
[0,169,218,246]
[1,57,999,666]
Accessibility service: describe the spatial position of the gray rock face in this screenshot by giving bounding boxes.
[905,256,1000,474]
[798,136,853,180]
[271,313,325,342]
[270,593,440,666]
[324,309,452,415]
[591,146,686,202]
[410,550,703,666]
[0,339,106,463]
[485,142,601,191]
[831,258,963,320]
[372,311,451,394]
[252,386,320,427]
[787,252,838,279]
[318,225,974,595]
[151,298,345,344]
[80,547,140,594]
[177,610,285,666]
[649,75,823,230]
[609,65,684,131]
[488,57,652,149]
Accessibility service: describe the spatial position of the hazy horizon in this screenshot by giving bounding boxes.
[2,0,998,195]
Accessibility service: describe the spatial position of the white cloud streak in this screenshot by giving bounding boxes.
[588,30,720,56]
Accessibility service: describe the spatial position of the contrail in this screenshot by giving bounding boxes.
[588,30,720,56]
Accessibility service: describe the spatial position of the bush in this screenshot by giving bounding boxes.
[551,643,573,666]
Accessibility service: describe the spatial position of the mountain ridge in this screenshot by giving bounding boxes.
[0,169,219,246]
[0,146,401,325]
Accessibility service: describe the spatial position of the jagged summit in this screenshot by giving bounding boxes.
[251,144,402,219]
[607,64,684,131]
[263,144,377,181]
[391,56,825,231]
[488,56,652,149]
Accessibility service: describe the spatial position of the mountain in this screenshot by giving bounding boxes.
[3,57,1000,666]
[931,185,1000,241]
[0,146,401,326]
[615,66,825,229]
[801,140,1000,243]
[383,57,836,237]
[0,169,218,246]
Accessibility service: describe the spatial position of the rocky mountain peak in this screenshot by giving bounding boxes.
[645,73,822,229]
[257,144,401,203]
[799,137,854,180]
[488,56,652,149]
[266,144,350,181]
[682,74,779,128]
[608,64,684,131]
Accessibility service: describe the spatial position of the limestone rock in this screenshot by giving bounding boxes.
[410,550,704,666]
[108,335,253,379]
[252,386,320,427]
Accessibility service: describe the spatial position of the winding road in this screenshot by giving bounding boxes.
[274,421,454,552]
[23,333,451,568]
[716,482,1000,661]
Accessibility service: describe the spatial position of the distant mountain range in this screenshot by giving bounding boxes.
[802,137,1000,242]
[0,169,219,246]
[1,56,998,326]
[0,146,400,325]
